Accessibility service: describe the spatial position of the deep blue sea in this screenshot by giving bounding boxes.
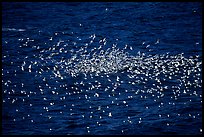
[2,2,202,135]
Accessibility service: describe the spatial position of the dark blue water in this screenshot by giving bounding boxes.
[2,2,202,135]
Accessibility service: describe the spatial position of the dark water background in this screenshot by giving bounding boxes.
[2,2,202,135]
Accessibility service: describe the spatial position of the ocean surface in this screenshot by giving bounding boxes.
[2,2,202,135]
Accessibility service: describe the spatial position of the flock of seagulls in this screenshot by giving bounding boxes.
[2,31,202,135]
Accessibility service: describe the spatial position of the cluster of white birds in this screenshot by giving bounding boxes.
[2,32,202,135]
